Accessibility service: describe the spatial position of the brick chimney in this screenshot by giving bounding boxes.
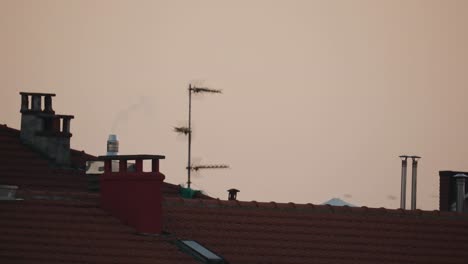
[99,154,165,234]
[19,92,74,165]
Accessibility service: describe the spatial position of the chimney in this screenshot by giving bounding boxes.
[399,155,409,209]
[453,173,467,213]
[410,156,420,210]
[19,92,74,165]
[399,155,421,210]
[438,170,468,211]
[439,171,452,211]
[99,154,165,234]
[228,188,239,201]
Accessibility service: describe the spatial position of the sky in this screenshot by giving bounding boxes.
[1,0,467,210]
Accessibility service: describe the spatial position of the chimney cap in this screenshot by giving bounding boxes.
[98,154,165,160]
[19,92,56,96]
[228,188,240,193]
[399,155,409,159]
[36,113,74,119]
[410,155,421,159]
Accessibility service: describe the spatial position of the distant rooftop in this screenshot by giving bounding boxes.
[322,197,356,207]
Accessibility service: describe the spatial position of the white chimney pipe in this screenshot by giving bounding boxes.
[107,134,119,156]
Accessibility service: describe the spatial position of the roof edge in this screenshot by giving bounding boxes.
[163,197,468,220]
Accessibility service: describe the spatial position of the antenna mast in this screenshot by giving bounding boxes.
[174,83,227,189]
[188,84,193,189]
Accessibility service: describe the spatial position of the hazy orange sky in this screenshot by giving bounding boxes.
[1,0,468,209]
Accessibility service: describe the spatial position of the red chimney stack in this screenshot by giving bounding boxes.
[99,154,165,234]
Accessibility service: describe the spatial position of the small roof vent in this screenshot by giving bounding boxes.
[227,188,239,201]
[177,240,228,264]
[0,185,19,200]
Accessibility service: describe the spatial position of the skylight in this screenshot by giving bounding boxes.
[0,185,18,200]
[177,240,227,264]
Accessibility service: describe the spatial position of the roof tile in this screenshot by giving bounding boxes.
[3,123,468,263]
[163,197,468,264]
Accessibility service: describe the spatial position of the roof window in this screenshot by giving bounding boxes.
[177,240,228,264]
[0,185,20,200]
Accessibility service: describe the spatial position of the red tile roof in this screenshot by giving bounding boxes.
[0,124,87,191]
[0,123,205,263]
[0,196,197,264]
[163,198,468,264]
[3,123,468,264]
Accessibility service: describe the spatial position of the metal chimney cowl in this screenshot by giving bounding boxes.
[438,170,468,212]
[454,174,468,213]
[106,134,119,156]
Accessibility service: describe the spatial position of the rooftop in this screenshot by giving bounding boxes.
[2,92,468,263]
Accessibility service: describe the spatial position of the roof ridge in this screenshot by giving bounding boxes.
[162,196,468,220]
[16,189,100,204]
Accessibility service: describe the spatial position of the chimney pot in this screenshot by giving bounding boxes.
[62,117,72,134]
[43,95,54,113]
[20,94,29,113]
[31,95,41,111]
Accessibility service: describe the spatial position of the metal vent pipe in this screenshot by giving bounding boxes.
[399,155,409,209]
[454,174,468,213]
[410,156,421,210]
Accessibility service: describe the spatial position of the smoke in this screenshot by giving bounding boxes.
[111,96,153,133]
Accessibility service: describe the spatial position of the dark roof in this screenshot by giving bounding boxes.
[3,123,468,263]
[0,124,87,191]
[0,193,197,264]
[163,198,468,264]
[0,123,204,264]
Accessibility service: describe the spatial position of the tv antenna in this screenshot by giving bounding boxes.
[174,83,229,189]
